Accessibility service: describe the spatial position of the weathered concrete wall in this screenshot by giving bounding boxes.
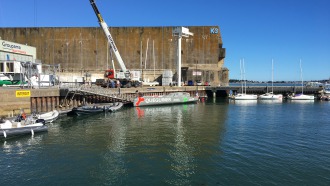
[0,88,60,117]
[0,26,227,85]
[0,89,30,117]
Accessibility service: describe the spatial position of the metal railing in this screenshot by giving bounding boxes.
[64,84,135,103]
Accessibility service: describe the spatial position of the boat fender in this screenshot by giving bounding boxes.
[31,129,34,136]
[3,131,7,138]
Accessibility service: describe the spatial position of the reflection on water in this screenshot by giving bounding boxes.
[3,100,329,185]
[286,99,315,104]
[224,99,330,185]
[134,105,191,118]
[0,134,48,185]
[1,134,46,155]
[168,107,195,185]
[100,116,128,185]
[258,99,283,104]
[96,104,228,185]
[229,99,258,105]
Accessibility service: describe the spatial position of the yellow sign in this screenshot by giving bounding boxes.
[16,90,31,97]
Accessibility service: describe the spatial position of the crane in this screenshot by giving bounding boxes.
[89,0,138,87]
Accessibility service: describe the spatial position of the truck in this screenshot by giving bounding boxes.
[89,0,140,88]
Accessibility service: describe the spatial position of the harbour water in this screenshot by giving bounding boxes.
[1,99,330,185]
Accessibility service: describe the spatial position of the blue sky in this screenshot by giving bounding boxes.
[0,0,329,81]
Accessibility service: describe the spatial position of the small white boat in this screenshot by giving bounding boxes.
[231,93,258,100]
[230,59,258,100]
[0,117,47,139]
[324,83,330,94]
[259,92,283,100]
[288,60,314,101]
[36,110,59,123]
[259,60,283,100]
[108,102,124,112]
[288,93,314,100]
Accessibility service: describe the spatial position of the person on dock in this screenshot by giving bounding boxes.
[116,80,121,88]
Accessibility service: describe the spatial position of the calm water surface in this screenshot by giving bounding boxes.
[1,99,330,185]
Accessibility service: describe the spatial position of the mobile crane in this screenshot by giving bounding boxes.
[89,0,140,88]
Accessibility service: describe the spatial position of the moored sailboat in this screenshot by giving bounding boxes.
[230,59,258,100]
[232,93,258,100]
[259,60,283,100]
[259,92,283,100]
[288,93,314,100]
[288,60,314,100]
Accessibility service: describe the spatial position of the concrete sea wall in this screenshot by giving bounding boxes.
[0,88,60,117]
[0,26,228,86]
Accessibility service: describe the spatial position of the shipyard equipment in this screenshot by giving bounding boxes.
[89,0,140,87]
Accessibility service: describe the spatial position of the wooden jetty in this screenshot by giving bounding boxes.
[59,85,206,107]
[0,85,324,117]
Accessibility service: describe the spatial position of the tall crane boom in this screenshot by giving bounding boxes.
[89,0,129,79]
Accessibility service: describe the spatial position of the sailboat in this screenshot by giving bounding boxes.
[231,59,258,100]
[287,60,314,100]
[142,39,159,86]
[259,60,283,100]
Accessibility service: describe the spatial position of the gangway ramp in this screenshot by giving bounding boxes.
[60,85,135,107]
[78,87,135,103]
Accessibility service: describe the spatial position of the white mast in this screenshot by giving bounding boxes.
[300,59,303,94]
[272,59,274,93]
[243,58,246,94]
[144,38,149,70]
[240,59,243,94]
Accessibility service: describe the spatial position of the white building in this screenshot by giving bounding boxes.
[0,39,41,78]
[0,39,36,62]
[0,39,55,88]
